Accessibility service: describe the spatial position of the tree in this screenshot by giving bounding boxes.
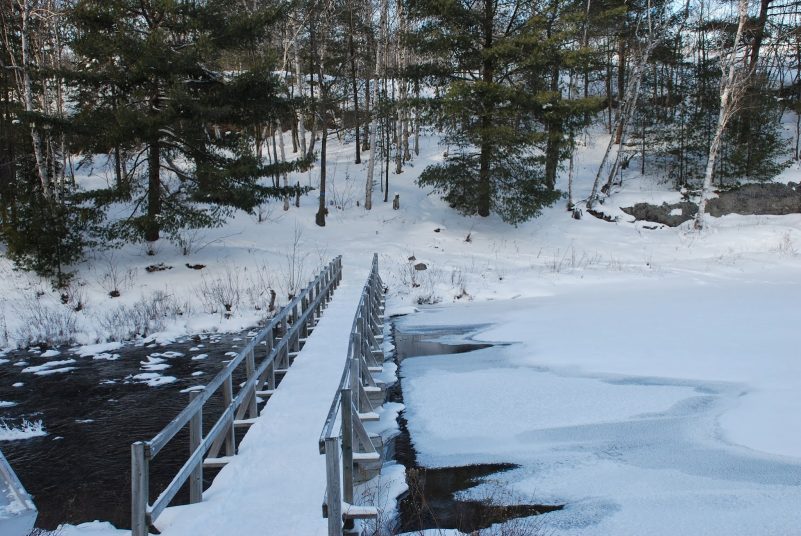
[411,0,598,223]
[71,0,308,243]
[0,0,93,286]
[695,0,752,229]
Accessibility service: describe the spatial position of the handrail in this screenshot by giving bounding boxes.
[132,256,343,536]
[319,254,385,535]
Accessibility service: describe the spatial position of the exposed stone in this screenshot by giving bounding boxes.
[621,183,801,227]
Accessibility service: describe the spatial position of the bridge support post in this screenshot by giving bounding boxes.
[341,388,354,505]
[325,437,343,535]
[189,390,203,503]
[131,441,150,536]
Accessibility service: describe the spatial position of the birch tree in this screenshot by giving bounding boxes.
[365,0,388,210]
[694,0,751,230]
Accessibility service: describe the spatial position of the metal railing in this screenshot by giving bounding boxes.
[131,256,343,536]
[319,253,386,535]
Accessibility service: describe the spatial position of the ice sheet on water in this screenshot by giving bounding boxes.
[74,342,123,358]
[0,418,46,440]
[398,294,801,535]
[21,359,77,374]
[130,373,177,387]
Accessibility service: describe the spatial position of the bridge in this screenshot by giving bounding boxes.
[130,254,389,536]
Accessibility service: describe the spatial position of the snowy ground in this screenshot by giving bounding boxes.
[1,118,800,534]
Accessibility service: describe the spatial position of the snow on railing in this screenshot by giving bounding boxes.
[319,253,385,535]
[131,257,343,536]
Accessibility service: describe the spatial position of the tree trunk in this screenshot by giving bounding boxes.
[293,39,307,157]
[146,138,161,242]
[19,0,51,201]
[278,119,290,210]
[748,0,771,73]
[314,10,328,227]
[348,1,361,164]
[614,36,627,144]
[694,0,749,230]
[365,0,388,210]
[477,0,494,218]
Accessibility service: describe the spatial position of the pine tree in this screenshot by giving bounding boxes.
[410,0,599,224]
[70,0,309,244]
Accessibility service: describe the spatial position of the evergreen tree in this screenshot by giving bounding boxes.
[410,0,599,224]
[70,0,309,243]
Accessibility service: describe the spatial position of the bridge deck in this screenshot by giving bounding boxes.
[155,274,365,536]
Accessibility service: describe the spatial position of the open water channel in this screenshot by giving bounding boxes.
[0,332,264,530]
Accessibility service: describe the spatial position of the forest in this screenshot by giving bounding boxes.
[1,0,800,286]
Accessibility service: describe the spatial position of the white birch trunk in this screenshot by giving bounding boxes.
[19,0,51,200]
[293,39,307,157]
[694,0,749,230]
[278,119,290,211]
[365,0,388,210]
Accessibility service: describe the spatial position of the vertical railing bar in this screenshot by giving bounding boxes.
[325,436,343,535]
[131,442,149,536]
[189,390,203,503]
[246,348,258,419]
[341,389,354,505]
[223,376,236,457]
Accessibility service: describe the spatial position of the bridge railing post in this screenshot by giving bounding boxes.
[131,441,150,536]
[349,354,360,413]
[245,349,258,419]
[341,388,354,505]
[189,390,203,503]
[223,376,236,456]
[325,436,343,535]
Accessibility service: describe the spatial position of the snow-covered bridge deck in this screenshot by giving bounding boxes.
[153,270,368,536]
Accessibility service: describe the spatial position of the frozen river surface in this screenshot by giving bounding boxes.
[396,276,801,535]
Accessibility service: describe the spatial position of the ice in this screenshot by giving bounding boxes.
[130,373,178,387]
[21,359,77,375]
[0,418,47,440]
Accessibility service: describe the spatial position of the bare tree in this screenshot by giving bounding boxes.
[365,0,388,210]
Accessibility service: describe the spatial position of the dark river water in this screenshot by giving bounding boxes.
[0,331,263,530]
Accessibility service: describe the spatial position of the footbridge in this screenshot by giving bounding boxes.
[130,254,389,536]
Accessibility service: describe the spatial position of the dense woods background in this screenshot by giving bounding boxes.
[1,0,799,285]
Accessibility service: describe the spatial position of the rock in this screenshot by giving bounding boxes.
[621,183,801,227]
[621,202,696,227]
[145,263,173,273]
[414,262,427,271]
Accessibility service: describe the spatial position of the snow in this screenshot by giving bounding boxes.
[1,120,800,534]
[394,273,801,534]
[129,373,177,387]
[0,419,47,440]
[74,342,123,357]
[21,359,77,375]
[154,277,368,536]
